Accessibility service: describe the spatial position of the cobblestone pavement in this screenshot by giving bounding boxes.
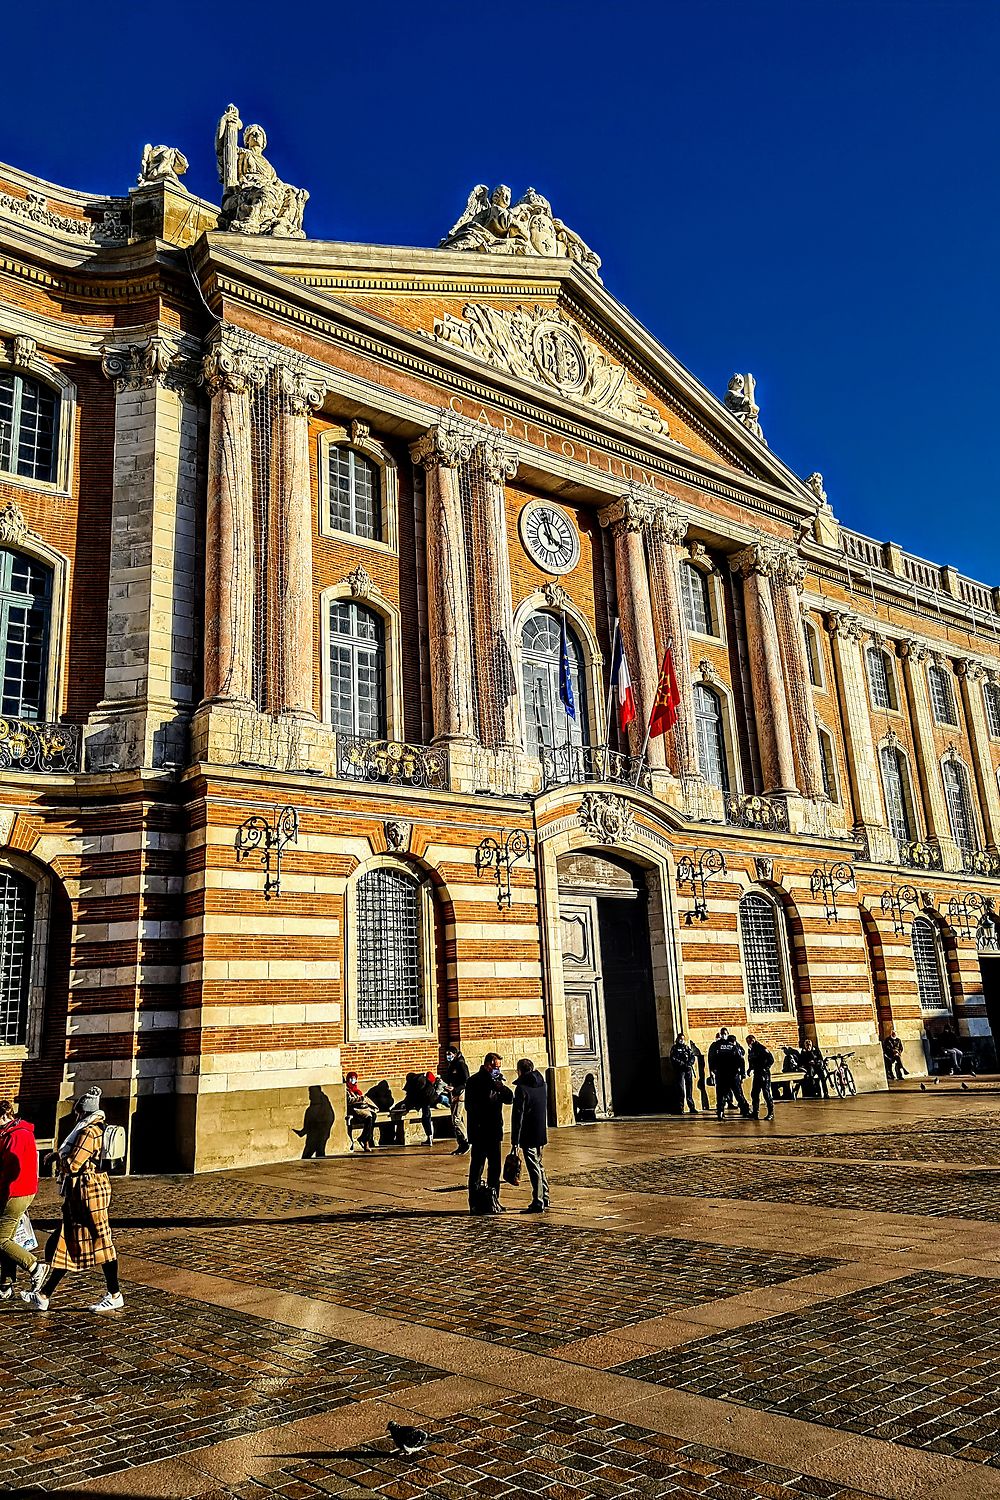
[736,1125,1000,1164]
[619,1272,1000,1466]
[208,1395,869,1500]
[29,1173,345,1228]
[128,1215,833,1350]
[558,1152,1000,1218]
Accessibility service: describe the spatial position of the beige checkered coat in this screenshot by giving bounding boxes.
[49,1118,116,1271]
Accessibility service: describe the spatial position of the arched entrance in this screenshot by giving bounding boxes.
[556,848,666,1116]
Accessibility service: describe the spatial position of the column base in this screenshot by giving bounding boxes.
[190,702,337,776]
[84,700,190,772]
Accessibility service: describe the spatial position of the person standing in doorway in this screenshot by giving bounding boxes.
[746,1034,775,1121]
[464,1053,513,1214]
[511,1058,550,1213]
[882,1030,907,1081]
[0,1101,47,1301]
[669,1034,699,1115]
[707,1029,751,1120]
[442,1045,471,1156]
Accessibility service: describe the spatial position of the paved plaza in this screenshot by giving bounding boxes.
[8,1086,1000,1498]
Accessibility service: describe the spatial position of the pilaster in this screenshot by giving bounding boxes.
[272,364,324,717]
[730,541,797,794]
[898,638,961,870]
[645,494,699,780]
[957,659,1000,850]
[825,612,895,862]
[468,435,523,750]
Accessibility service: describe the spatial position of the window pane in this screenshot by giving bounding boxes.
[818,730,836,799]
[929,665,956,725]
[0,548,52,719]
[693,683,728,790]
[866,648,893,709]
[943,760,978,856]
[0,869,33,1046]
[804,623,821,686]
[985,683,1000,739]
[327,601,385,737]
[356,868,424,1028]
[15,379,56,481]
[328,447,381,541]
[521,611,587,753]
[682,565,710,635]
[911,917,948,1012]
[880,746,914,845]
[740,893,787,1015]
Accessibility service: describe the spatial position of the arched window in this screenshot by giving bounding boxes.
[739,892,790,1015]
[803,620,823,687]
[0,373,57,483]
[942,758,978,858]
[911,916,949,1013]
[327,600,386,738]
[880,744,916,846]
[327,446,381,541]
[817,727,838,801]
[866,646,896,710]
[0,868,34,1046]
[356,866,427,1030]
[681,563,712,635]
[521,611,588,754]
[929,663,956,725]
[1,549,52,720]
[693,682,729,790]
[984,681,1000,739]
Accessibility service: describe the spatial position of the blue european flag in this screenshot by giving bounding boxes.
[558,614,576,719]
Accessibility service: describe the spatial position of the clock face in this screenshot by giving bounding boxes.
[519,504,580,576]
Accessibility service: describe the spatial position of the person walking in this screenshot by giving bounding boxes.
[882,1030,907,1082]
[707,1029,751,1120]
[22,1087,124,1314]
[511,1059,550,1214]
[442,1045,471,1156]
[294,1086,335,1159]
[669,1034,699,1115]
[0,1101,47,1301]
[464,1053,513,1214]
[344,1072,377,1152]
[746,1034,775,1121]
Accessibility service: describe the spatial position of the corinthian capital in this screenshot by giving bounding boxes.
[410,416,479,471]
[278,363,325,415]
[825,610,871,643]
[731,535,803,586]
[599,484,659,536]
[957,657,989,683]
[102,333,199,392]
[478,435,519,485]
[897,636,928,665]
[202,333,267,395]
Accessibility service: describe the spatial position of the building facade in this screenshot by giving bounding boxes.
[2,124,1000,1170]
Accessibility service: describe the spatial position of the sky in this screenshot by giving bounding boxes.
[4,0,998,580]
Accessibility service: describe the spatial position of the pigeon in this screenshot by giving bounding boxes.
[920,1083,926,1091]
[961,1082,970,1091]
[387,1421,429,1456]
[933,1077,940,1085]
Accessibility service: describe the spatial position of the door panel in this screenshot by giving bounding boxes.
[560,897,610,1113]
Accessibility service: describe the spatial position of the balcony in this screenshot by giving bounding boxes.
[0,715,82,774]
[900,840,944,872]
[337,735,449,790]
[723,792,789,832]
[963,849,1000,879]
[541,743,652,792]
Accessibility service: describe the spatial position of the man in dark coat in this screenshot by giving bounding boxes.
[707,1028,750,1120]
[882,1030,906,1081]
[442,1046,471,1156]
[746,1034,775,1121]
[463,1053,513,1214]
[669,1033,699,1114]
[511,1059,549,1213]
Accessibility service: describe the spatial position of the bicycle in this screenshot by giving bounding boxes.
[824,1051,857,1098]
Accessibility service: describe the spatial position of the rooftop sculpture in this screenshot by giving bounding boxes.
[440,185,601,281]
[215,105,308,238]
[725,373,766,445]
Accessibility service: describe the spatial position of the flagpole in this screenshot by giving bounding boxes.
[635,633,673,788]
[604,617,620,750]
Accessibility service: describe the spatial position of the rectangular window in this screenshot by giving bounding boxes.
[0,373,56,483]
[880,746,914,846]
[818,731,837,800]
[986,682,1000,739]
[740,895,787,1015]
[682,565,710,635]
[929,665,956,725]
[356,868,424,1029]
[0,870,32,1046]
[943,760,978,857]
[328,447,381,541]
[866,648,894,710]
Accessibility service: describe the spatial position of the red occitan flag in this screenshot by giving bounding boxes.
[648,645,681,739]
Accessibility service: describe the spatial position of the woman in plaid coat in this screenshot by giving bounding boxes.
[22,1087,125,1314]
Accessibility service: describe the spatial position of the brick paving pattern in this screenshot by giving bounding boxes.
[558,1152,1000,1219]
[0,1284,439,1492]
[739,1126,1000,1165]
[209,1395,869,1499]
[131,1216,832,1350]
[30,1173,344,1228]
[619,1272,1000,1465]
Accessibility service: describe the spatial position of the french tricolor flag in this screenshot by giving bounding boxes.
[610,630,637,733]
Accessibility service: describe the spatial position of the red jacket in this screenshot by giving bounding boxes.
[0,1118,39,1199]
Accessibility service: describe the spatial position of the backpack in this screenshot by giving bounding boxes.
[100,1123,127,1170]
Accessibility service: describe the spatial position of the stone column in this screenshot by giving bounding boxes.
[645,498,698,778]
[201,336,265,705]
[957,659,1000,850]
[825,614,887,840]
[773,550,825,798]
[272,365,324,717]
[898,638,960,868]
[468,435,523,750]
[86,333,203,771]
[410,421,479,745]
[598,490,665,769]
[730,542,797,794]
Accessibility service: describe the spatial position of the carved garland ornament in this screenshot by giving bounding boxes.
[0,501,32,548]
[426,304,665,437]
[577,792,635,846]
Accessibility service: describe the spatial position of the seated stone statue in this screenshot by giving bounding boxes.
[216,105,308,238]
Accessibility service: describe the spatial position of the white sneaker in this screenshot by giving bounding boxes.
[0,1286,12,1301]
[20,1290,49,1310]
[89,1292,124,1313]
[29,1262,48,1292]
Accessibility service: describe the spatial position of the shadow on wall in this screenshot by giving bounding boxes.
[294,1085,335,1159]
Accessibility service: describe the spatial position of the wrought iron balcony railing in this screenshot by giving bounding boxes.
[337,735,448,790]
[963,849,1000,879]
[0,715,82,774]
[723,792,789,832]
[900,840,944,872]
[540,743,652,792]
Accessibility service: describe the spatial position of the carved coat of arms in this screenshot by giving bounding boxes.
[577,793,635,846]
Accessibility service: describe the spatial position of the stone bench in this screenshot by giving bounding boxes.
[348,1105,454,1149]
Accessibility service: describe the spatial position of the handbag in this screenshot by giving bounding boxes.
[502,1148,522,1187]
[13,1213,37,1252]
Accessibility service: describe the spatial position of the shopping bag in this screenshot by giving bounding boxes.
[13,1213,37,1252]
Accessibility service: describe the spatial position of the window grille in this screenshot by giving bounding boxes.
[681,564,711,635]
[942,758,978,857]
[929,664,956,725]
[818,729,837,800]
[356,867,424,1029]
[521,611,587,754]
[328,600,386,738]
[0,548,51,720]
[0,869,32,1047]
[693,683,729,790]
[911,916,948,1012]
[866,647,895,710]
[0,373,56,483]
[739,892,788,1015]
[328,447,381,541]
[984,682,1000,739]
[803,622,822,686]
[880,745,915,845]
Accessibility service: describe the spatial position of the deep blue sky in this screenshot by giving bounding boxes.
[5,1,998,579]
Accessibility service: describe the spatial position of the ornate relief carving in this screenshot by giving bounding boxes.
[138,144,190,185]
[825,611,871,643]
[897,637,928,665]
[409,418,479,472]
[542,581,572,611]
[350,419,371,447]
[577,792,635,846]
[730,537,802,586]
[216,104,308,237]
[686,540,714,570]
[9,335,36,368]
[101,334,201,393]
[426,304,665,436]
[383,820,412,853]
[806,472,827,503]
[202,336,267,395]
[278,363,324,415]
[440,184,602,280]
[957,658,989,684]
[754,856,775,882]
[0,188,128,244]
[343,564,381,600]
[725,373,765,444]
[697,658,722,686]
[479,435,520,486]
[598,485,659,537]
[0,501,32,547]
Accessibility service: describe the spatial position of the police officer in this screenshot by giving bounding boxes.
[669,1033,699,1115]
[707,1028,751,1120]
[746,1033,775,1121]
